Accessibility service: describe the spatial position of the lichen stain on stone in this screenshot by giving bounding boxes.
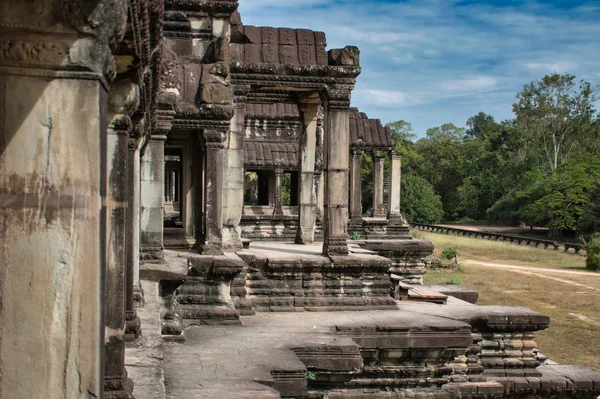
[0,173,92,234]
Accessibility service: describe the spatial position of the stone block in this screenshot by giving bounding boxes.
[279,45,299,65]
[279,28,297,45]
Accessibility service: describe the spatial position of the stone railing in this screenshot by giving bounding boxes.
[411,223,584,254]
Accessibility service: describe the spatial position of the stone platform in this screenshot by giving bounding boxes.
[126,243,600,398]
[235,242,398,312]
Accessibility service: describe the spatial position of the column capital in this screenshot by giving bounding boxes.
[325,85,352,111]
[202,128,227,149]
[300,102,321,125]
[352,149,364,157]
[390,151,402,160]
[150,134,168,143]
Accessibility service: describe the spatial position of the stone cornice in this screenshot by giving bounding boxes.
[165,0,238,15]
[231,62,361,79]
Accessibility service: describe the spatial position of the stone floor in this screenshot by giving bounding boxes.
[125,243,600,399]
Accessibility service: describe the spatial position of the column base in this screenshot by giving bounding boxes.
[222,226,243,250]
[195,242,224,256]
[388,214,408,227]
[140,245,164,263]
[372,210,387,218]
[323,235,349,256]
[349,217,363,227]
[295,228,316,245]
[104,375,134,399]
[125,310,141,342]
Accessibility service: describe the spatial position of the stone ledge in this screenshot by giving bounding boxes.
[425,285,479,305]
[400,304,550,332]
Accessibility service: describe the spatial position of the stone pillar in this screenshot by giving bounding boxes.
[388,152,403,225]
[350,150,363,223]
[222,105,245,249]
[196,129,226,255]
[140,134,166,262]
[314,171,323,222]
[273,169,284,216]
[372,154,386,218]
[296,103,319,244]
[104,80,136,399]
[0,1,128,397]
[322,87,352,256]
[125,137,142,339]
[315,107,325,222]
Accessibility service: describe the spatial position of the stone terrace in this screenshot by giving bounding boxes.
[126,243,600,399]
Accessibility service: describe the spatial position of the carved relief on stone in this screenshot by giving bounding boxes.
[0,0,129,80]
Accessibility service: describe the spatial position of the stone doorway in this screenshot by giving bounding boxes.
[164,148,183,228]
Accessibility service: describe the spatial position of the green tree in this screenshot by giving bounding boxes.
[516,157,600,233]
[513,73,599,173]
[401,172,444,224]
[415,123,466,219]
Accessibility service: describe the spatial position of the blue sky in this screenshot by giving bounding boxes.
[237,0,600,138]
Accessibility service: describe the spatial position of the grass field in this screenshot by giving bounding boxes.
[413,230,586,270]
[417,230,600,372]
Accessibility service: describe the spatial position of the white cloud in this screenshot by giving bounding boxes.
[339,28,425,45]
[525,61,578,73]
[362,90,414,107]
[440,76,498,92]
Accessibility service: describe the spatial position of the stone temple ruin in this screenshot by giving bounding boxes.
[1,1,599,398]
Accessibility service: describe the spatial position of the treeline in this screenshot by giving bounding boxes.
[387,73,600,238]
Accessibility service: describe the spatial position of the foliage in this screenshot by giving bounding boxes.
[446,277,463,285]
[582,233,600,271]
[350,231,361,240]
[400,172,444,224]
[516,157,600,232]
[513,73,599,173]
[441,247,458,261]
[415,123,466,219]
[243,171,259,206]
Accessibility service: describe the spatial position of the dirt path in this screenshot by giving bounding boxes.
[462,260,600,276]
[462,259,600,293]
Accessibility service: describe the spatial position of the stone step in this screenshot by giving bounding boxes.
[392,277,448,304]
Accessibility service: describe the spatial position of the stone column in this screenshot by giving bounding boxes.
[372,154,386,217]
[315,107,325,222]
[0,1,128,397]
[314,171,323,222]
[222,105,245,249]
[125,136,142,339]
[196,129,226,255]
[273,169,284,216]
[104,80,136,399]
[322,87,352,256]
[388,152,403,225]
[140,134,166,262]
[350,150,363,223]
[296,103,319,244]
